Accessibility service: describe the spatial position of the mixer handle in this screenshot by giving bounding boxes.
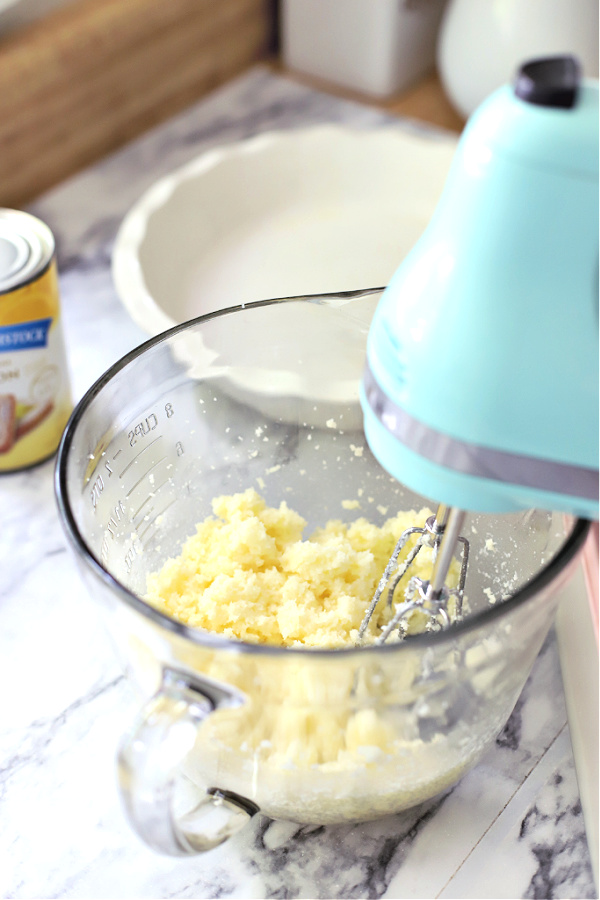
[117,667,258,856]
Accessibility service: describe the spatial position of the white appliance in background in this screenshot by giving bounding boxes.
[281,0,448,99]
[437,0,599,118]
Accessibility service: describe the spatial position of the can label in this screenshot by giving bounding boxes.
[0,258,72,470]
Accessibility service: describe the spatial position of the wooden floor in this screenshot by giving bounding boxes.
[267,61,465,135]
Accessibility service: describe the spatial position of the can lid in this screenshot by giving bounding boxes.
[0,209,54,293]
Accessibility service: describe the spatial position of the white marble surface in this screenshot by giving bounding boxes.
[0,67,596,900]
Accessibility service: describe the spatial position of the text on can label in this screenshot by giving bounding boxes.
[0,318,52,351]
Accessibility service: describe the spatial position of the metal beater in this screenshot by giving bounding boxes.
[357,506,469,643]
[359,56,598,643]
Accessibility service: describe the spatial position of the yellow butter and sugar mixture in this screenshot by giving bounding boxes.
[146,488,461,647]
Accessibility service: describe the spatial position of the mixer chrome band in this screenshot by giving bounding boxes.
[363,364,599,501]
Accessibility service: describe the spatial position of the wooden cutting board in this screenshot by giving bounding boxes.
[0,0,276,208]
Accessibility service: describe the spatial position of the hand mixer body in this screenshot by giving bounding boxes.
[362,61,599,517]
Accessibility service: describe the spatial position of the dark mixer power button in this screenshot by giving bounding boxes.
[514,55,581,109]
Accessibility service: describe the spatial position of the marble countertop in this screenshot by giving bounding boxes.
[1,67,596,900]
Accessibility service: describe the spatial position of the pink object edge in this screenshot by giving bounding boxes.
[581,521,599,646]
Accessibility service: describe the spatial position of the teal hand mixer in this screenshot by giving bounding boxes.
[359,56,599,641]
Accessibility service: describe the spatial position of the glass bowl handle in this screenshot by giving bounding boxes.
[117,667,258,856]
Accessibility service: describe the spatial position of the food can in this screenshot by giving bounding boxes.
[0,208,72,471]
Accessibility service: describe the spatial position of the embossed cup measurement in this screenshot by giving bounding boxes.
[88,401,183,575]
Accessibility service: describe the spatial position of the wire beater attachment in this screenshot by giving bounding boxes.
[356,506,469,645]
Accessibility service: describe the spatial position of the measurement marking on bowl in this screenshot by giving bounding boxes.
[133,503,155,529]
[131,477,171,527]
[118,436,163,478]
[100,500,128,564]
[131,494,153,521]
[138,498,177,545]
[125,456,168,499]
[150,475,171,494]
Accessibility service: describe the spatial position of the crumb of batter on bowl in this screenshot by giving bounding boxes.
[145,488,461,647]
[484,587,498,604]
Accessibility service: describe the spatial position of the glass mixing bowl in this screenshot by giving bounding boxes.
[55,289,589,856]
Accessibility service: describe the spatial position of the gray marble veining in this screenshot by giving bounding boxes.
[1,67,596,899]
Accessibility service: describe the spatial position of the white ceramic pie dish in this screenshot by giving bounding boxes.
[111,124,458,336]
